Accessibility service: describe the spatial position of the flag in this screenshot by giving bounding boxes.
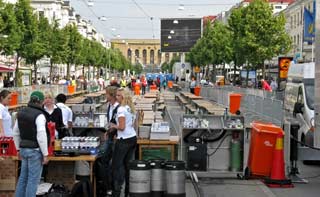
[303,8,315,43]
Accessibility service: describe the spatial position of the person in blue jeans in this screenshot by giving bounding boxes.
[13,91,49,197]
[110,88,137,197]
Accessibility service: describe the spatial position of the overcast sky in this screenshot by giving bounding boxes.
[69,0,242,40]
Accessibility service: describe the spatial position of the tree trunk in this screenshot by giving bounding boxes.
[246,66,249,88]
[67,63,70,80]
[34,61,38,84]
[15,55,20,87]
[49,60,53,84]
[82,64,85,76]
[223,63,226,84]
[233,60,237,86]
[262,63,266,80]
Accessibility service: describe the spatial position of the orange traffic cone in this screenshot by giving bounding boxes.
[265,133,294,188]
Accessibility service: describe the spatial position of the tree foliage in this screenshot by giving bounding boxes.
[188,0,292,81]
[0,0,135,85]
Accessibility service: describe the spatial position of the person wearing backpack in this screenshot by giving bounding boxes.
[110,88,137,197]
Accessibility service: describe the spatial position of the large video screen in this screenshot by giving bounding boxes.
[161,18,202,52]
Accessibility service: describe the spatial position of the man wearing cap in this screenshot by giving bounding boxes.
[13,91,50,197]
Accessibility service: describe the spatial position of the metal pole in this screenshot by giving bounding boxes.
[315,0,320,148]
[108,49,110,80]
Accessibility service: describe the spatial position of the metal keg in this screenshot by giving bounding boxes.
[165,161,186,197]
[129,160,151,197]
[150,160,166,197]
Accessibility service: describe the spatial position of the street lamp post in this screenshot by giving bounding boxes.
[108,48,111,80]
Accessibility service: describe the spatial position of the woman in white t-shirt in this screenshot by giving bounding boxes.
[110,88,137,197]
[0,90,12,137]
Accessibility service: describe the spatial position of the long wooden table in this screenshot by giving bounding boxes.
[12,155,98,197]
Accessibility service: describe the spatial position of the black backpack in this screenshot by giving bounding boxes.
[44,184,69,197]
[70,180,93,197]
[106,104,120,138]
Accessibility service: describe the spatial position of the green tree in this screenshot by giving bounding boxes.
[132,63,143,74]
[48,21,68,81]
[77,38,90,78]
[161,62,170,72]
[228,0,292,84]
[243,0,291,77]
[63,24,82,79]
[25,15,51,82]
[0,2,20,56]
[210,21,233,82]
[14,0,39,86]
[228,6,248,84]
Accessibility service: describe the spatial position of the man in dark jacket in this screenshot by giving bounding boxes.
[13,91,49,197]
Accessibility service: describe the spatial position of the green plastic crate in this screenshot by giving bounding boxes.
[141,147,171,160]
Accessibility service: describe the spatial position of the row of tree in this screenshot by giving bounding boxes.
[0,0,140,86]
[187,0,292,84]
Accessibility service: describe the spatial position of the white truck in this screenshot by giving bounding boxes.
[283,62,320,166]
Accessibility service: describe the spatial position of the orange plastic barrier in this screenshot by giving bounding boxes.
[229,93,242,114]
[168,81,173,88]
[67,85,75,94]
[194,86,201,96]
[134,84,141,95]
[9,92,18,106]
[247,121,284,177]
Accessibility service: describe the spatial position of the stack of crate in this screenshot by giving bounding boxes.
[0,158,16,196]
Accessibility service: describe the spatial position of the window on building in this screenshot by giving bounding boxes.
[150,50,154,64]
[293,15,296,28]
[165,53,169,62]
[38,11,44,18]
[135,49,139,64]
[143,49,147,65]
[290,16,293,29]
[297,34,300,47]
[157,50,161,65]
[274,5,282,9]
[173,53,177,58]
[127,49,132,63]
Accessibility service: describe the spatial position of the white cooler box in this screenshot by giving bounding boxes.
[150,122,170,140]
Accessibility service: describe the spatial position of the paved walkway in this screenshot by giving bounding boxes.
[163,89,320,197]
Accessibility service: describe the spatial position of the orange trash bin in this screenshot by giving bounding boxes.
[194,86,201,96]
[247,121,285,177]
[168,81,173,88]
[9,92,19,106]
[150,85,157,91]
[229,93,242,114]
[67,85,75,94]
[134,84,141,95]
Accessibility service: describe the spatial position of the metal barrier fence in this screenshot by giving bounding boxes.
[200,85,284,127]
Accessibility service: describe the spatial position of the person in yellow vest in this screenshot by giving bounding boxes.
[120,76,127,88]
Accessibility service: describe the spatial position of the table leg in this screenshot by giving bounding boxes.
[139,145,142,160]
[171,145,175,160]
[89,161,96,197]
[15,160,19,186]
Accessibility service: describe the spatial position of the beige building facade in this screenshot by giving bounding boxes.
[111,39,179,67]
